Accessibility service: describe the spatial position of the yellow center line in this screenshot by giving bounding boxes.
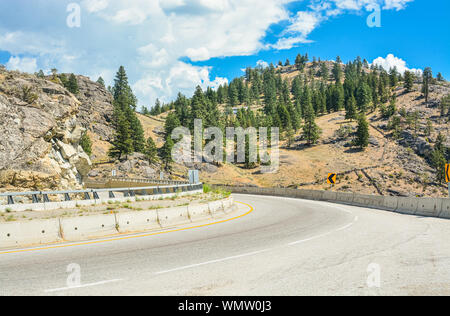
[0,201,254,255]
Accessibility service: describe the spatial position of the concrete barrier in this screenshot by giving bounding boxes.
[60,214,117,241]
[335,192,354,205]
[116,210,160,233]
[187,204,212,221]
[440,198,450,219]
[214,185,450,220]
[0,219,61,248]
[157,206,190,228]
[382,196,399,211]
[395,197,418,215]
[322,191,337,202]
[415,198,442,217]
[209,201,225,216]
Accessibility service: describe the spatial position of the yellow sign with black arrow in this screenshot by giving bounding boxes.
[327,173,337,185]
[446,164,450,183]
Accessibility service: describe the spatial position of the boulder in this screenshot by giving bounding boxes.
[57,140,77,160]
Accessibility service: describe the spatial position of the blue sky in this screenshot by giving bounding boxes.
[0,0,448,108]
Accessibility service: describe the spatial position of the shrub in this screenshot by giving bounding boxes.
[203,184,212,194]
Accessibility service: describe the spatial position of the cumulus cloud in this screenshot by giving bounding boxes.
[383,0,414,11]
[372,54,422,75]
[257,60,270,69]
[6,56,38,73]
[0,0,415,107]
[270,0,414,50]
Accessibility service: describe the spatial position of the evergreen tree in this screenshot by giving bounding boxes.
[113,66,137,110]
[332,62,342,83]
[404,71,414,92]
[144,137,158,164]
[437,73,444,82]
[108,105,133,159]
[111,66,146,153]
[320,63,328,81]
[160,136,174,171]
[354,114,370,150]
[302,98,321,145]
[345,94,357,121]
[36,70,45,78]
[356,81,372,113]
[422,67,433,103]
[67,74,79,94]
[431,132,447,184]
[97,76,105,87]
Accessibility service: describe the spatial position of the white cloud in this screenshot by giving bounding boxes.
[372,54,422,75]
[81,0,109,13]
[383,0,413,11]
[257,60,269,69]
[6,56,38,73]
[0,0,415,107]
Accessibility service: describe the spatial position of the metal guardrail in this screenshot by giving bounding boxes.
[0,183,204,205]
[109,177,189,185]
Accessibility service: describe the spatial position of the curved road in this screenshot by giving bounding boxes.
[1,194,450,296]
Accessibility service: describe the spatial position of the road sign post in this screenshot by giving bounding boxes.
[446,164,449,198]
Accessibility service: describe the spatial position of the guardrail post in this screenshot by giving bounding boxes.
[130,190,135,197]
[32,194,39,203]
[93,191,100,200]
[43,194,50,203]
[84,192,91,200]
[64,193,71,201]
[124,191,129,197]
[109,191,115,199]
[7,195,14,205]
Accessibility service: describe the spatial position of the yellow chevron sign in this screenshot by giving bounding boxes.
[327,173,337,185]
[446,164,450,183]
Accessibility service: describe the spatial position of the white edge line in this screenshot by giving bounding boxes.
[154,249,271,275]
[44,279,123,293]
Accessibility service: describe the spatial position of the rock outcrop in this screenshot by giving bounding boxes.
[0,68,110,191]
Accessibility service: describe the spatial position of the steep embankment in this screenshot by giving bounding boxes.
[0,68,113,191]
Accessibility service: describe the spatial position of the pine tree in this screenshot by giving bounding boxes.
[345,94,357,121]
[356,81,372,113]
[112,66,146,153]
[165,112,181,136]
[422,67,433,103]
[332,62,342,83]
[97,76,105,87]
[160,136,174,171]
[302,98,321,145]
[354,114,370,150]
[108,105,133,159]
[144,137,158,164]
[67,74,79,94]
[404,71,414,92]
[36,70,45,78]
[431,132,447,184]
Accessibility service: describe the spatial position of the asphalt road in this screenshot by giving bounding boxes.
[1,194,450,296]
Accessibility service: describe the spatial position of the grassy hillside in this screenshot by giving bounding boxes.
[143,62,449,198]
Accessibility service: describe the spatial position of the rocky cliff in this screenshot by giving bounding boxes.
[0,67,114,191]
